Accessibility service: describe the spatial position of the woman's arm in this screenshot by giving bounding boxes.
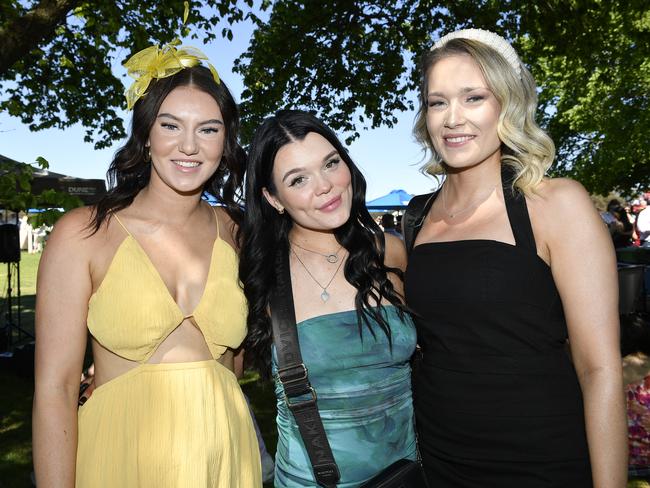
[33,209,95,487]
[383,233,408,296]
[541,179,627,487]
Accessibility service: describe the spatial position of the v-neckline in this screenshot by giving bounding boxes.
[128,234,220,318]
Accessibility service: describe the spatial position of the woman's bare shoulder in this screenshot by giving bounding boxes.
[530,177,589,205]
[531,177,593,209]
[45,206,117,260]
[214,205,240,250]
[38,207,103,275]
[527,178,597,227]
[47,207,97,244]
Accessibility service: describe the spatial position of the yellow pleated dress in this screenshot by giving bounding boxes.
[76,210,262,487]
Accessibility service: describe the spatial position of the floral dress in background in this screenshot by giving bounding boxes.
[627,374,650,475]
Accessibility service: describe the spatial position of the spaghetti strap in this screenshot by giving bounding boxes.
[501,166,536,252]
[112,214,133,237]
[210,205,220,238]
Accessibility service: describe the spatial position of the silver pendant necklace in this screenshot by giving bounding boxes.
[441,183,497,218]
[290,240,343,263]
[291,247,346,302]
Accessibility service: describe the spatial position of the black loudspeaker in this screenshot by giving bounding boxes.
[0,224,20,263]
[618,264,645,314]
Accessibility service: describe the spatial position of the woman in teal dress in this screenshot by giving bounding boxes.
[240,110,417,486]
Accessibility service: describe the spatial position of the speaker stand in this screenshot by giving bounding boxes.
[1,261,34,354]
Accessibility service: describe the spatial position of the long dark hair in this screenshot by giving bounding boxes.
[240,110,407,378]
[89,66,245,233]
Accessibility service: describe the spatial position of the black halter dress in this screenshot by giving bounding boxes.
[404,174,592,487]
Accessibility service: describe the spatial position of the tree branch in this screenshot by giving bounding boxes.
[0,0,82,76]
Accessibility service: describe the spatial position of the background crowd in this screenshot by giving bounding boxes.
[600,194,650,249]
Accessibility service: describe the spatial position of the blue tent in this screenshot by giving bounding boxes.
[366,189,413,211]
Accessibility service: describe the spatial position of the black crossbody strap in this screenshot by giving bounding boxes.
[270,248,340,488]
[403,191,438,254]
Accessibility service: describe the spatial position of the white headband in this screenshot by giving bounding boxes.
[431,28,522,77]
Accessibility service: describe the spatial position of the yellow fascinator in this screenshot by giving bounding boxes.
[123,2,220,110]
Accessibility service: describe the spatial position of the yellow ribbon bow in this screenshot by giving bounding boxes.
[122,3,220,110]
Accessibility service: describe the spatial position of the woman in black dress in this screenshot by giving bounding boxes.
[404,29,626,487]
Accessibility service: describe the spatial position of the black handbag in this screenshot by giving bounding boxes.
[270,248,429,488]
[360,458,429,488]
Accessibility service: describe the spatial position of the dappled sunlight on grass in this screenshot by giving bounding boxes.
[1,410,27,435]
[0,252,40,296]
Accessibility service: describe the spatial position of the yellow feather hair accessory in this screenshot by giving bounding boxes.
[123,2,220,110]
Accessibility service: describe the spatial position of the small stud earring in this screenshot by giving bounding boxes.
[144,148,151,162]
[278,207,285,214]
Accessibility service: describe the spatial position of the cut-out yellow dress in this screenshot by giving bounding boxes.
[76,211,261,487]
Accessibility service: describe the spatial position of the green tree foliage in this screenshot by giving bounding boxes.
[235,0,445,143]
[0,0,259,149]
[518,1,650,194]
[0,157,83,226]
[2,1,648,193]
[235,0,649,194]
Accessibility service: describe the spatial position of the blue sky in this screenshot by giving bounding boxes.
[0,12,438,200]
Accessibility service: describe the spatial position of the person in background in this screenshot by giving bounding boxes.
[32,224,51,253]
[604,199,635,248]
[381,213,403,239]
[32,38,261,485]
[636,195,650,247]
[405,28,626,487]
[19,213,32,252]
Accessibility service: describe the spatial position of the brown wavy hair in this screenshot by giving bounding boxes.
[88,66,245,233]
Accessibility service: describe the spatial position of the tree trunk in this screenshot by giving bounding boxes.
[0,0,82,76]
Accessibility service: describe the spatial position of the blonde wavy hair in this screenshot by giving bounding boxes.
[413,38,555,195]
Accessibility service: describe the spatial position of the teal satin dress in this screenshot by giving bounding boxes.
[271,306,417,487]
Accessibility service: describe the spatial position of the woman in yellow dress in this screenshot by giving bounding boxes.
[32,42,262,487]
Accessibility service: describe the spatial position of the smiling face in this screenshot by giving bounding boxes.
[147,85,225,195]
[426,54,502,172]
[263,132,353,233]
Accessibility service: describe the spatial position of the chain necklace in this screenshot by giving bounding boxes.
[291,247,346,302]
[290,240,343,263]
[441,183,497,219]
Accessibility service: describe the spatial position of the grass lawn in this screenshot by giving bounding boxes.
[1,252,39,488]
[0,252,278,487]
[0,252,38,349]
